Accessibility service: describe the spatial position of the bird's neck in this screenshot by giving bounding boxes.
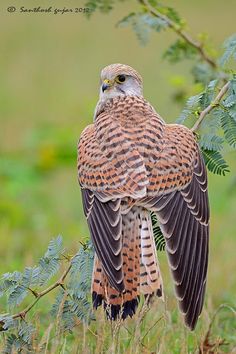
[94,94,143,121]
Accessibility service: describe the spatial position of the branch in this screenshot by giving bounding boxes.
[191,82,230,132]
[139,0,217,69]
[11,258,73,321]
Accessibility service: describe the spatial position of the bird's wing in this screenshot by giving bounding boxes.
[81,188,124,291]
[143,124,209,330]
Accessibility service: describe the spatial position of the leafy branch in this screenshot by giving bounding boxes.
[178,76,235,175]
[138,0,217,69]
[0,237,94,351]
[191,81,230,132]
[11,258,73,322]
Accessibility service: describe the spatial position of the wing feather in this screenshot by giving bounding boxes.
[143,150,209,330]
[81,189,124,292]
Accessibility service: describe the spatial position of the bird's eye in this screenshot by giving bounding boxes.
[116,75,126,83]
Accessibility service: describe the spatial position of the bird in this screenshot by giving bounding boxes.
[77,63,209,330]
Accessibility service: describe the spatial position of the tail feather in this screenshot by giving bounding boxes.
[92,255,105,308]
[140,211,163,298]
[91,208,163,320]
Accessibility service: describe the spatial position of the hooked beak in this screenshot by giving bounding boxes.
[102,79,112,92]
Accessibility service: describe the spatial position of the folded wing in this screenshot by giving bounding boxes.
[144,151,209,330]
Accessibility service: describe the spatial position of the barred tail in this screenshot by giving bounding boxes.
[92,208,163,320]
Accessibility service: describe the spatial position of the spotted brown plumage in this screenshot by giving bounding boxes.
[78,63,209,330]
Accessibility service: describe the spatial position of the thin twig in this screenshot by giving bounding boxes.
[191,81,230,132]
[11,259,73,320]
[139,0,217,69]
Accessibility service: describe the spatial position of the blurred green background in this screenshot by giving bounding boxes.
[0,0,235,322]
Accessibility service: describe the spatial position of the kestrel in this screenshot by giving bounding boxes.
[78,64,209,330]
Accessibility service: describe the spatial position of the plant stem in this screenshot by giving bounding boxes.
[12,260,73,320]
[139,0,217,69]
[191,82,230,132]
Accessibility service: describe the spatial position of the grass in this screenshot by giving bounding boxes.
[0,0,236,352]
[1,296,235,353]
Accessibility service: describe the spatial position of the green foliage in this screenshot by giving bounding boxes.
[117,12,167,45]
[221,113,236,148]
[223,77,236,121]
[150,211,166,251]
[38,236,64,285]
[163,39,198,63]
[201,149,230,176]
[85,0,115,16]
[191,62,216,85]
[176,92,203,124]
[199,134,224,151]
[219,34,236,67]
[0,238,95,352]
[143,1,183,27]
[176,75,236,176]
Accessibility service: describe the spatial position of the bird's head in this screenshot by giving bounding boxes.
[99,63,143,101]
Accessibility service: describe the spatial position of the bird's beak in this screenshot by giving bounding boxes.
[102,79,112,92]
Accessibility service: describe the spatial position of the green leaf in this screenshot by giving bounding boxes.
[228,104,236,121]
[18,321,35,345]
[68,297,92,323]
[0,272,22,298]
[8,284,28,309]
[201,149,230,175]
[3,329,32,353]
[117,13,150,45]
[85,0,115,17]
[38,236,64,286]
[141,13,168,32]
[199,91,211,111]
[191,63,215,85]
[51,241,95,328]
[51,289,76,331]
[207,79,218,92]
[98,0,115,13]
[0,271,31,309]
[177,93,203,124]
[206,108,223,131]
[219,33,236,67]
[0,315,17,331]
[199,134,224,151]
[69,241,94,295]
[118,12,167,45]
[22,267,41,288]
[164,39,198,63]
[150,212,165,251]
[221,113,236,148]
[150,2,183,26]
[4,334,18,353]
[44,235,64,259]
[222,77,236,122]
